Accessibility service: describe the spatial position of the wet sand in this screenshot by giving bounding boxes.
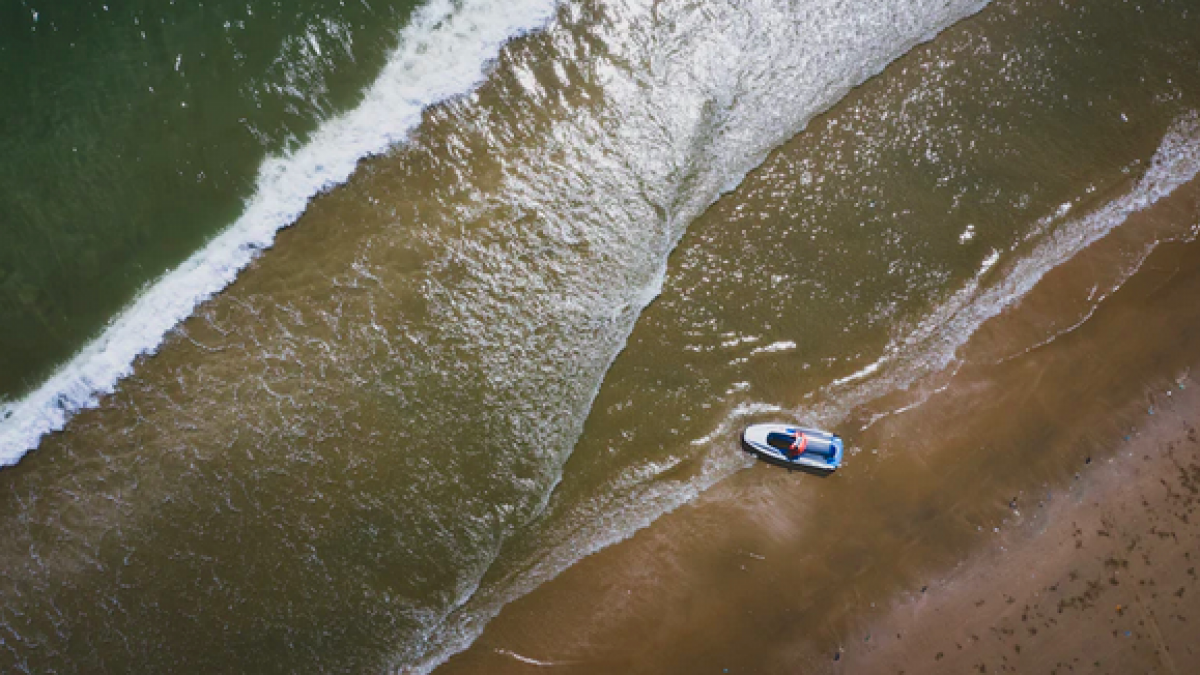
[434,178,1200,673]
[833,380,1200,675]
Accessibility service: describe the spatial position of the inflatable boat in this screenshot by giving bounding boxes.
[741,423,844,473]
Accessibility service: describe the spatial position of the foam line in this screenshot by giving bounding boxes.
[0,0,560,465]
[823,111,1200,426]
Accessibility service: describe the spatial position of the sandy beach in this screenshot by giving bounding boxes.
[833,379,1200,674]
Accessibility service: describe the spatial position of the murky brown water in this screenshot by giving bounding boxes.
[436,175,1200,675]
[433,0,1200,671]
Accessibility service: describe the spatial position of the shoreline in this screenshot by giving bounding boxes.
[433,181,1200,674]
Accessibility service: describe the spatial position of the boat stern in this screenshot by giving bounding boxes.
[828,434,845,469]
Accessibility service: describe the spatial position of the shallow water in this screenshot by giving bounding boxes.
[3,0,1200,673]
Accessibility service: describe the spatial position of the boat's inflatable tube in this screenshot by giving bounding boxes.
[741,423,844,473]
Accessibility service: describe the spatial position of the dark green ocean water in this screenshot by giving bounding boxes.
[0,0,417,398]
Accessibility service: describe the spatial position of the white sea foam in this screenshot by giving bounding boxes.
[830,358,884,387]
[495,649,577,667]
[0,0,560,465]
[750,340,797,355]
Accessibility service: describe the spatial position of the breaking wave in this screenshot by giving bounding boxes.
[0,0,561,464]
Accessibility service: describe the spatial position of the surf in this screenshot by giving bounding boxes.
[0,0,562,465]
